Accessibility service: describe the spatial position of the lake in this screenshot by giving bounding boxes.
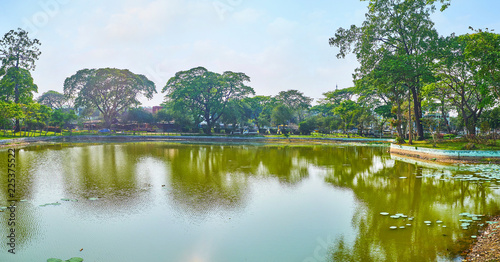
[1,142,499,261]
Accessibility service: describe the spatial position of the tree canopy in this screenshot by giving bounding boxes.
[64,68,156,128]
[163,66,254,134]
[330,0,446,140]
[37,90,67,109]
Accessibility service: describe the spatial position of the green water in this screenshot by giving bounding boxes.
[0,142,499,262]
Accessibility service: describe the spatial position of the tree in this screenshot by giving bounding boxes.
[271,104,293,128]
[463,29,500,100]
[430,34,494,135]
[220,99,249,133]
[242,95,273,130]
[329,0,447,140]
[50,109,76,134]
[0,28,41,132]
[0,101,23,135]
[163,66,254,134]
[37,90,67,109]
[0,67,37,103]
[333,100,361,137]
[124,108,154,125]
[276,90,312,122]
[22,102,52,136]
[64,68,156,128]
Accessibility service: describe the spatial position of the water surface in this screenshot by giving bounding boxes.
[0,142,499,261]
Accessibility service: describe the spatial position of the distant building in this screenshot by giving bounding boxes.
[153,106,163,114]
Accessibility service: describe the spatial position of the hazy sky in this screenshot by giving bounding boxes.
[1,0,499,106]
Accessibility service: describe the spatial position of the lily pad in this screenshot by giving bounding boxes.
[88,197,99,201]
[389,226,397,230]
[424,221,432,224]
[390,215,400,219]
[471,235,477,239]
[47,259,63,262]
[436,220,443,224]
[40,202,61,207]
[380,212,390,216]
[61,198,78,202]
[399,226,405,229]
[66,258,84,262]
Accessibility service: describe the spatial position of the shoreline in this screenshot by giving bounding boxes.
[390,144,500,164]
[0,135,393,148]
[464,215,500,261]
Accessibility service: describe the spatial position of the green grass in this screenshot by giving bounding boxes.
[399,139,500,151]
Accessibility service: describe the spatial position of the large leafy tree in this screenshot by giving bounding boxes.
[163,66,254,134]
[0,67,37,103]
[329,0,447,140]
[463,29,500,100]
[430,34,494,135]
[0,101,23,134]
[0,28,41,132]
[64,68,156,128]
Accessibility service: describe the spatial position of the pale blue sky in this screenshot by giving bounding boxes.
[1,0,499,106]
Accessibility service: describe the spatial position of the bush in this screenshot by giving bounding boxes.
[462,143,476,150]
[395,136,405,144]
[486,140,497,146]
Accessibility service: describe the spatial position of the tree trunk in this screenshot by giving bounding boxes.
[396,102,404,139]
[205,115,212,135]
[410,87,424,140]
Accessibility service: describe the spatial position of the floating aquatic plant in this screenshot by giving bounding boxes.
[61,198,78,202]
[40,202,61,207]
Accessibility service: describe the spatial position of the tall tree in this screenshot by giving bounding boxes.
[329,0,447,140]
[0,28,41,132]
[64,68,156,128]
[163,66,254,134]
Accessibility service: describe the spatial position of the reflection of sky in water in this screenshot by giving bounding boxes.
[0,144,498,261]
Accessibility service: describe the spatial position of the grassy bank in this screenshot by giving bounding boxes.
[398,139,500,151]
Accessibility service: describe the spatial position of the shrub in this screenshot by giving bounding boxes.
[395,136,405,144]
[462,143,476,150]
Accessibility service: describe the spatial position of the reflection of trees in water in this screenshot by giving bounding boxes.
[324,158,500,262]
[166,145,250,216]
[0,151,37,252]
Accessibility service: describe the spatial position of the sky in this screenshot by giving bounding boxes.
[1,0,500,107]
